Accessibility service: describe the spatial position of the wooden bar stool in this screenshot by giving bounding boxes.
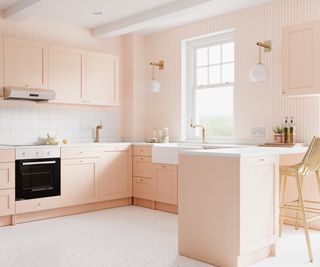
[279,136,320,262]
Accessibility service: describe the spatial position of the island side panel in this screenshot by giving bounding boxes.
[280,153,320,230]
[238,156,279,266]
[178,154,240,267]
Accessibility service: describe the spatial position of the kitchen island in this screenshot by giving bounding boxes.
[178,146,308,267]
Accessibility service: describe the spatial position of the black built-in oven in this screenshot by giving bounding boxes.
[16,157,61,200]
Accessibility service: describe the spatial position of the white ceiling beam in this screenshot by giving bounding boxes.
[93,0,214,37]
[4,0,43,18]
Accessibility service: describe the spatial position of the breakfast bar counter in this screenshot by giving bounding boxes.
[178,146,309,267]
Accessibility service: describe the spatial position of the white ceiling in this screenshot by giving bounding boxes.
[0,0,20,9]
[6,0,179,28]
[1,0,273,37]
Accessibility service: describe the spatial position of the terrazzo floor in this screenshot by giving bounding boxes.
[0,206,320,267]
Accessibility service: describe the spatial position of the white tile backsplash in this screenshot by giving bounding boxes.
[0,100,119,145]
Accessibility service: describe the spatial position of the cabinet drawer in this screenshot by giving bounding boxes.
[101,145,130,152]
[16,196,61,214]
[0,163,15,189]
[133,156,152,178]
[61,147,100,159]
[133,145,152,157]
[0,189,15,216]
[133,177,153,200]
[0,150,15,163]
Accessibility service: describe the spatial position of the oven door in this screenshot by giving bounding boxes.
[16,158,61,200]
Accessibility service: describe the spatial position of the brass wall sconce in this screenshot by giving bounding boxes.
[148,60,164,92]
[249,40,272,82]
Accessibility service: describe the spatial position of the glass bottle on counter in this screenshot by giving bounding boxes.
[289,116,296,144]
[283,116,289,143]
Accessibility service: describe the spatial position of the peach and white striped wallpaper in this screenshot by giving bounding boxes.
[145,0,320,143]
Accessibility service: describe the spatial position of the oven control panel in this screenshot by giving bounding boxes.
[16,147,61,160]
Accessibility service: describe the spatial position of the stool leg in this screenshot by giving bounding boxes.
[279,174,287,238]
[296,173,313,262]
[316,171,320,195]
[295,176,304,230]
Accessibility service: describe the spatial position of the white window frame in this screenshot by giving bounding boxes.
[186,31,235,141]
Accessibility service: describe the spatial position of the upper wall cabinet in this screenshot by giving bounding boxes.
[4,38,48,89]
[2,38,119,106]
[49,46,84,105]
[85,52,119,106]
[282,21,320,96]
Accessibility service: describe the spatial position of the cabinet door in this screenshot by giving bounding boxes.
[240,156,279,255]
[153,164,178,205]
[99,150,132,201]
[282,22,320,95]
[49,46,84,104]
[85,52,119,106]
[0,163,15,190]
[61,158,99,207]
[0,189,15,216]
[4,38,48,89]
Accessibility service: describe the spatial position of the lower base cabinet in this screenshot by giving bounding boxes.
[61,158,99,207]
[99,150,132,201]
[0,189,15,216]
[153,164,178,205]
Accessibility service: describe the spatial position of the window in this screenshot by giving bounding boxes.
[186,32,235,139]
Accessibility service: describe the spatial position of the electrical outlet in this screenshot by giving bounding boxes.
[251,127,265,137]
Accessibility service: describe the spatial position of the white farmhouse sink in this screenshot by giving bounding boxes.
[152,143,244,164]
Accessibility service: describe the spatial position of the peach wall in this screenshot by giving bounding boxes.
[145,0,320,143]
[123,33,147,141]
[0,16,124,139]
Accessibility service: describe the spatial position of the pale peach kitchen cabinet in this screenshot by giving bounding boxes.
[282,21,320,96]
[2,37,119,106]
[0,150,15,217]
[4,38,48,89]
[153,164,178,205]
[132,145,153,201]
[49,46,85,104]
[49,47,119,106]
[86,51,119,106]
[132,145,178,206]
[61,147,100,207]
[61,157,100,207]
[99,146,132,201]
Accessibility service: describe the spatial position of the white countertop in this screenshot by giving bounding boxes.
[0,145,14,150]
[180,146,309,158]
[0,142,133,149]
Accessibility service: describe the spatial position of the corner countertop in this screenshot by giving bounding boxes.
[179,146,309,158]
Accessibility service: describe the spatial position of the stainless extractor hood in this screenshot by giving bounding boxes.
[3,87,56,101]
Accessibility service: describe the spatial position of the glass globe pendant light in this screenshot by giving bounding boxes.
[148,60,164,93]
[249,41,272,82]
